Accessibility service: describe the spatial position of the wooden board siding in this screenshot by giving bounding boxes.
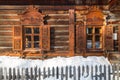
[42,10,69,53]
[0,11,20,48]
[0,7,70,54]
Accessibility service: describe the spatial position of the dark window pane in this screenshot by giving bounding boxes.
[87,35,92,40]
[25,28,32,34]
[34,36,39,41]
[34,43,39,48]
[34,28,39,34]
[87,28,93,34]
[95,28,101,34]
[95,35,100,41]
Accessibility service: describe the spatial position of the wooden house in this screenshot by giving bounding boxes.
[0,0,119,59]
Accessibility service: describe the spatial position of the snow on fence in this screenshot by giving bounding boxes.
[0,64,119,80]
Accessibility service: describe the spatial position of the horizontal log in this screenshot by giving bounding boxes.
[48,21,69,25]
[0,5,88,10]
[0,21,20,25]
[0,14,18,16]
[51,37,69,42]
[51,43,69,46]
[0,25,20,27]
[50,27,69,30]
[48,14,69,16]
[51,30,68,32]
[48,19,69,22]
[0,43,12,47]
[0,16,20,19]
[47,15,69,19]
[50,25,69,27]
[0,38,12,41]
[51,32,69,36]
[51,46,69,51]
[0,32,12,36]
[43,10,68,14]
[0,19,20,21]
[0,27,12,31]
[0,10,22,14]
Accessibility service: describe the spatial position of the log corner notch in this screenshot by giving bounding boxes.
[69,9,75,56]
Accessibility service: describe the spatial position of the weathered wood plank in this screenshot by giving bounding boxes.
[69,9,75,56]
[0,27,12,31]
[48,21,69,25]
[0,43,12,47]
[0,21,20,25]
[0,32,12,35]
[51,32,69,36]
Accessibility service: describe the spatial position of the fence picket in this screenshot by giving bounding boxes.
[108,65,111,80]
[8,68,12,80]
[61,67,64,80]
[69,66,72,78]
[78,66,80,80]
[52,67,55,77]
[21,68,25,80]
[73,66,76,80]
[56,67,59,79]
[0,64,119,80]
[34,67,37,80]
[0,68,3,80]
[13,68,16,80]
[65,66,68,80]
[95,65,98,80]
[48,67,50,78]
[43,67,47,79]
[99,65,102,80]
[91,66,93,80]
[3,67,7,80]
[112,64,116,80]
[30,68,33,80]
[38,68,41,80]
[25,68,29,80]
[116,64,119,80]
[16,68,20,80]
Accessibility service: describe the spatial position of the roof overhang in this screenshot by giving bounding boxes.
[0,0,109,5]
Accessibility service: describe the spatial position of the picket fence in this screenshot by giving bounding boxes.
[0,64,119,80]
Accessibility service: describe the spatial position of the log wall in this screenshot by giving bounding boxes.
[0,6,70,54]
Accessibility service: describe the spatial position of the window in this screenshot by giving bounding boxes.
[25,26,40,49]
[86,27,102,50]
[113,26,118,51]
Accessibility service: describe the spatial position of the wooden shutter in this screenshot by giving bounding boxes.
[13,26,23,51]
[40,25,50,51]
[105,26,113,51]
[76,23,86,53]
[118,26,120,52]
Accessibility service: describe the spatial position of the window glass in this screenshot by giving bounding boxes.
[34,28,39,34]
[25,26,40,49]
[25,28,32,34]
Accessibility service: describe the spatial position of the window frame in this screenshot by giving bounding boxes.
[24,26,40,50]
[86,26,103,51]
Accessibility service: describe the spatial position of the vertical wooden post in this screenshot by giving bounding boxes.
[118,26,120,52]
[69,9,75,56]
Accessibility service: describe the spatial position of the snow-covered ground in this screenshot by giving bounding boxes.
[0,56,110,68]
[0,56,111,80]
